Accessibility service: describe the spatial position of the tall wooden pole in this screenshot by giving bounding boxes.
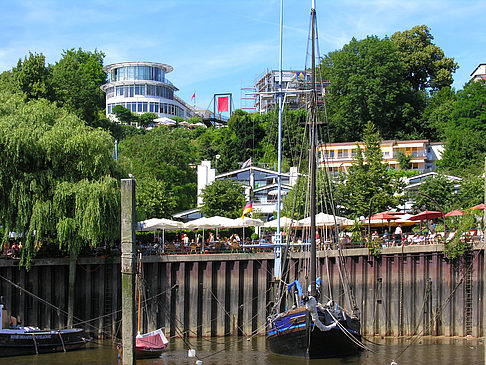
[483,157,486,365]
[121,179,137,365]
[309,1,317,298]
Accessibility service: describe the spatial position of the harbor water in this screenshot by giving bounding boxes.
[0,336,482,365]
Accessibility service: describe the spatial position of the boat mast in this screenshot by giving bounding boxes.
[309,0,317,297]
[274,0,284,280]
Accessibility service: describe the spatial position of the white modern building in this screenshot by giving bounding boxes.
[197,160,298,213]
[101,61,194,120]
[471,63,486,81]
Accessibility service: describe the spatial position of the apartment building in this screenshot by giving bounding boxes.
[318,140,444,176]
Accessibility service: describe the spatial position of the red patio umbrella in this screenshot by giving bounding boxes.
[364,212,400,234]
[445,209,463,217]
[370,212,401,220]
[470,203,485,210]
[409,210,443,221]
[382,210,407,216]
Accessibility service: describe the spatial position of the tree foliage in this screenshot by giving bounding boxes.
[391,25,458,92]
[320,35,422,141]
[411,173,455,213]
[0,91,119,267]
[200,179,245,218]
[10,52,53,101]
[336,122,403,218]
[51,48,106,126]
[119,126,197,216]
[438,80,486,171]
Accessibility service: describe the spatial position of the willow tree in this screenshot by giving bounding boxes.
[0,91,120,267]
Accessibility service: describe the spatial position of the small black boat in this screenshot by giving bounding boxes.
[267,302,361,358]
[0,298,91,357]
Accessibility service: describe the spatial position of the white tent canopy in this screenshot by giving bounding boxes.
[154,117,176,125]
[138,218,184,231]
[263,217,298,228]
[230,217,264,228]
[298,212,354,227]
[183,216,236,230]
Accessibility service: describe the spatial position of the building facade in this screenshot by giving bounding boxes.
[251,69,328,114]
[318,140,445,176]
[196,160,298,217]
[471,63,486,81]
[101,61,194,120]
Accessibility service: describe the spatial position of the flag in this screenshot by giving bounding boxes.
[242,158,251,168]
[191,92,195,102]
[217,96,229,113]
[242,202,252,219]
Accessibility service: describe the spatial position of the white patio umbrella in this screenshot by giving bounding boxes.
[298,212,353,227]
[137,218,184,253]
[138,218,184,231]
[184,216,236,252]
[226,217,263,242]
[263,217,298,228]
[184,216,235,230]
[230,217,264,228]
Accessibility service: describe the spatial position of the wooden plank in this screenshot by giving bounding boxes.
[241,260,252,337]
[202,261,212,337]
[229,261,240,336]
[189,261,199,337]
[215,261,226,336]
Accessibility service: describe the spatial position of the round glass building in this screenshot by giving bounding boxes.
[101,61,192,120]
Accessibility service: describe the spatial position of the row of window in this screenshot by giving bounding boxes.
[107,102,184,117]
[108,66,166,82]
[105,84,174,100]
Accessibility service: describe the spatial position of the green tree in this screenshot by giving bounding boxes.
[120,126,197,213]
[391,25,458,92]
[282,171,335,220]
[420,86,456,141]
[135,176,177,220]
[138,113,158,128]
[453,174,483,209]
[412,173,455,213]
[200,179,245,218]
[0,91,119,267]
[51,48,106,126]
[438,80,486,171]
[396,150,411,170]
[336,122,403,218]
[320,36,421,141]
[10,52,53,101]
[112,105,138,125]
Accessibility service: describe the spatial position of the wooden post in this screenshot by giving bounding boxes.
[67,253,76,328]
[121,179,137,365]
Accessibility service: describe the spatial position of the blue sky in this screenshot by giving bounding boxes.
[1,0,485,111]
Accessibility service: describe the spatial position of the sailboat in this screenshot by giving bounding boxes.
[135,254,168,358]
[266,0,362,358]
[118,254,168,359]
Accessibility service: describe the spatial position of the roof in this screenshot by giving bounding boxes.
[470,63,486,76]
[215,165,295,179]
[103,61,174,74]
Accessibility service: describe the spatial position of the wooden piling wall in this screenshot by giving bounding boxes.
[0,245,483,338]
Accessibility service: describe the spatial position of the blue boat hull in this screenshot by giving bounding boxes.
[267,307,361,358]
